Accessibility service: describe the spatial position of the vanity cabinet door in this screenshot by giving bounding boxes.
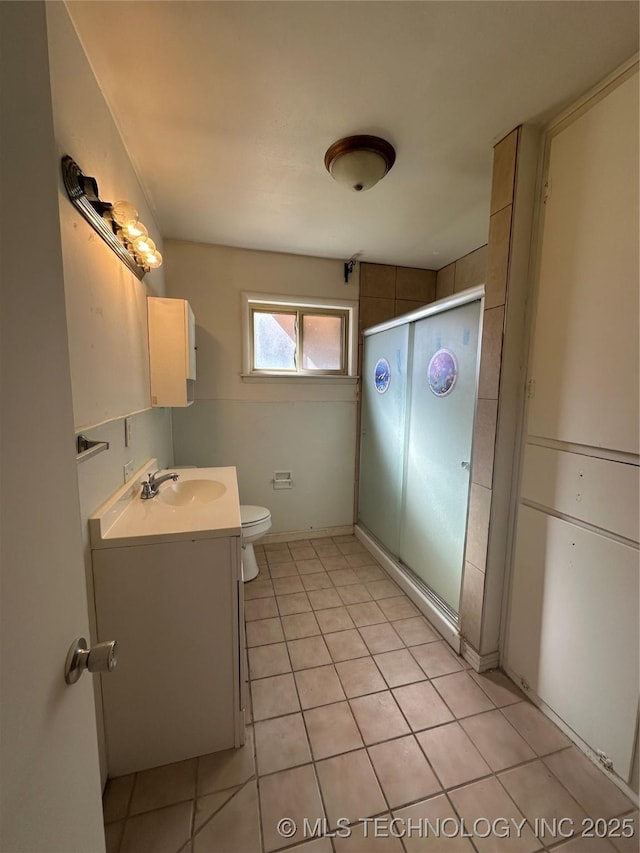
[94,536,238,775]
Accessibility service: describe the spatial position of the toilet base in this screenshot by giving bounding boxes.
[242,542,260,582]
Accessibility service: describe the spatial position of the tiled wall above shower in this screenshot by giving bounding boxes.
[358,263,437,378]
[435,245,488,301]
[359,263,437,332]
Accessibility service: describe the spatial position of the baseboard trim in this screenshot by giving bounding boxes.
[461,642,500,673]
[501,663,639,806]
[264,525,354,544]
[354,525,461,655]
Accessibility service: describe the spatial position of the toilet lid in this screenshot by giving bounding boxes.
[241,505,271,527]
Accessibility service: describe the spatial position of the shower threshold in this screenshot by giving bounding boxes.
[355,523,461,655]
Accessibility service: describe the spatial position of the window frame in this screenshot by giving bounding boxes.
[242,292,358,379]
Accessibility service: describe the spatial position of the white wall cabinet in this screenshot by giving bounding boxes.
[93,535,243,775]
[148,296,196,407]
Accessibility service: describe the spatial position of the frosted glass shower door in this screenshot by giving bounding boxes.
[358,324,409,555]
[399,299,481,612]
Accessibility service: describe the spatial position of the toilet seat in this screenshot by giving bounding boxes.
[241,505,271,527]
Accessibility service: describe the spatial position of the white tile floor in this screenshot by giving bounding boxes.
[103,535,638,853]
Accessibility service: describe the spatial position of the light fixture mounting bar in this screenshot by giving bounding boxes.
[61,156,146,280]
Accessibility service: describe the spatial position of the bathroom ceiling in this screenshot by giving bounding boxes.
[66,1,638,269]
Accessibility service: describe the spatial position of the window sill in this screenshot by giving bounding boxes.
[240,373,359,384]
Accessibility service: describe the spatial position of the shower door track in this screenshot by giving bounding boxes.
[354,523,462,654]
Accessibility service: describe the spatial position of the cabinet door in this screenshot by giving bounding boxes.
[148,296,196,406]
[94,537,237,775]
[527,73,639,454]
[186,302,197,380]
[507,506,639,780]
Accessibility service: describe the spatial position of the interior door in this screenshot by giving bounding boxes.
[399,299,482,613]
[1,3,105,849]
[358,323,409,555]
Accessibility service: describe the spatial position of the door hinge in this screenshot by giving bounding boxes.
[526,378,536,399]
[596,750,614,772]
[543,178,552,204]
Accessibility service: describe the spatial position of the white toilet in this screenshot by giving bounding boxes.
[240,505,272,582]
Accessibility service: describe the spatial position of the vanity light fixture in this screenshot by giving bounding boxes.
[324,135,396,192]
[61,156,162,279]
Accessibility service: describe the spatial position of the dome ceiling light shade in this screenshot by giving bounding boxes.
[324,135,396,192]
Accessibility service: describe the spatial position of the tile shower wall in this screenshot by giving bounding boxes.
[455,127,538,664]
[359,263,437,331]
[435,244,488,302]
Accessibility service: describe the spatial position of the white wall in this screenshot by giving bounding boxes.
[166,241,358,534]
[46,3,174,783]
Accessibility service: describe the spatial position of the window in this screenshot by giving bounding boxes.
[242,293,357,378]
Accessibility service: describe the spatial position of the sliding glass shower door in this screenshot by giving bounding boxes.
[358,294,482,617]
[358,323,409,556]
[399,299,481,612]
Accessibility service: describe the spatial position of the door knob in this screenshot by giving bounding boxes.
[461,461,471,471]
[65,636,118,685]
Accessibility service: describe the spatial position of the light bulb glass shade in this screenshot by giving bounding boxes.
[144,250,163,269]
[325,136,395,193]
[111,200,139,228]
[133,235,156,255]
[329,150,389,191]
[121,220,148,242]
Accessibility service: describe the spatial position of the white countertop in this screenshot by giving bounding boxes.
[90,463,242,549]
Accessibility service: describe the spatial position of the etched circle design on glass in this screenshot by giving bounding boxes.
[374,358,391,394]
[427,348,458,397]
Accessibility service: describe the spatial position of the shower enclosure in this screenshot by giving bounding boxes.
[358,287,483,630]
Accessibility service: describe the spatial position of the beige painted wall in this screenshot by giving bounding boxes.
[49,4,166,429]
[166,241,358,533]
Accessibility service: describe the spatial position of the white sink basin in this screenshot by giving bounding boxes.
[89,463,241,548]
[157,479,227,507]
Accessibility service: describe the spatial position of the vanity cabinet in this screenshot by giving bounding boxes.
[148,296,196,407]
[93,534,243,775]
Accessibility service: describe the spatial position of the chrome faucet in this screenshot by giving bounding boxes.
[140,470,179,500]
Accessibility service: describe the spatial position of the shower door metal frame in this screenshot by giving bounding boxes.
[356,285,485,651]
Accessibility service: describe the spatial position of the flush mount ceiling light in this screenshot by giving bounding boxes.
[324,135,396,192]
[61,156,162,279]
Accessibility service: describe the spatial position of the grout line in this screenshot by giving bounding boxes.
[109,535,627,853]
[191,779,255,843]
[278,622,330,852]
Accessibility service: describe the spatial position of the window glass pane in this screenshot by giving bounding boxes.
[253,311,296,370]
[302,314,343,370]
